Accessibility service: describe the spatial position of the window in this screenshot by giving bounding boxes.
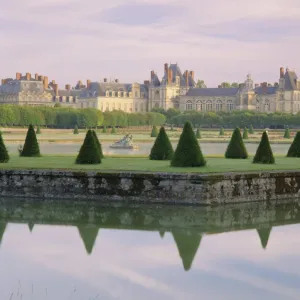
[72,96,76,103]
[206,100,213,111]
[186,100,193,111]
[52,96,56,102]
[66,96,70,103]
[59,96,63,103]
[216,101,223,111]
[227,100,234,111]
[265,100,270,111]
[106,91,109,97]
[196,101,202,111]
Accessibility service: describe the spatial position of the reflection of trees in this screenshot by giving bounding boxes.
[77,226,99,255]
[172,231,202,271]
[257,227,272,249]
[159,230,165,238]
[28,222,34,232]
[0,222,7,247]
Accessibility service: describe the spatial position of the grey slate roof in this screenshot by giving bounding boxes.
[254,86,277,95]
[284,70,298,90]
[186,88,239,97]
[162,64,195,87]
[151,74,160,87]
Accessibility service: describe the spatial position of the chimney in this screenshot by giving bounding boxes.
[168,69,173,84]
[280,67,284,78]
[65,84,71,90]
[53,84,59,96]
[78,80,82,86]
[35,73,39,81]
[87,79,91,88]
[26,73,31,80]
[1,79,5,85]
[164,63,169,76]
[189,71,195,80]
[151,71,155,80]
[38,75,44,81]
[43,76,48,89]
[144,80,150,86]
[52,80,56,85]
[185,70,189,88]
[16,73,21,80]
[104,78,107,83]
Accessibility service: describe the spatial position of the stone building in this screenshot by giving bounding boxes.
[76,78,149,113]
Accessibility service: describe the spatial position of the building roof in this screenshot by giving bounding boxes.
[186,87,239,97]
[151,74,161,87]
[284,70,298,90]
[161,64,195,87]
[254,86,277,95]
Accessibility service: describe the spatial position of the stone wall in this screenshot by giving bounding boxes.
[1,169,300,204]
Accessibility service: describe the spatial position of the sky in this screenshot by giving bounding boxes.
[1,0,300,87]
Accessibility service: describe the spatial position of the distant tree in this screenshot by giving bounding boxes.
[73,125,79,134]
[151,126,158,137]
[196,80,207,88]
[171,121,206,167]
[231,82,239,88]
[149,127,174,160]
[243,127,249,139]
[220,82,231,88]
[36,126,41,134]
[253,131,275,164]
[54,103,62,108]
[284,127,291,138]
[102,126,107,133]
[0,132,9,163]
[225,128,248,159]
[196,128,201,139]
[249,125,254,134]
[219,127,225,136]
[111,126,117,134]
[21,124,41,157]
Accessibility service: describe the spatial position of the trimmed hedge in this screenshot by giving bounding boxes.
[287,131,300,157]
[284,127,291,138]
[196,128,201,139]
[243,127,248,139]
[219,127,225,136]
[36,126,41,134]
[253,131,275,164]
[151,126,158,137]
[73,125,79,134]
[21,125,41,157]
[0,132,9,163]
[225,128,248,159]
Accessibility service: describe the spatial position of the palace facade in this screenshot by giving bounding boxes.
[1,64,300,114]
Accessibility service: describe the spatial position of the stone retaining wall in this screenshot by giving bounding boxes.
[0,169,300,204]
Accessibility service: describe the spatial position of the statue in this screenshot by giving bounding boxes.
[109,134,138,149]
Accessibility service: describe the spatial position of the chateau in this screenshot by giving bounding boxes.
[0,64,300,113]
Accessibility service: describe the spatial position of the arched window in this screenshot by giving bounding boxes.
[186,100,193,111]
[196,101,201,111]
[227,100,234,111]
[216,100,223,111]
[206,100,212,111]
[265,100,270,111]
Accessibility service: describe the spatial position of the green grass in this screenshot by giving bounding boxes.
[1,155,300,173]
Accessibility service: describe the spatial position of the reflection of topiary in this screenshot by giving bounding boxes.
[21,125,41,157]
[76,130,101,164]
[102,126,107,133]
[171,121,206,167]
[151,126,158,137]
[36,126,41,134]
[219,127,225,136]
[284,127,291,138]
[287,131,300,157]
[92,130,104,159]
[253,131,275,164]
[111,126,116,134]
[0,132,9,163]
[149,126,174,160]
[73,125,79,134]
[225,128,248,159]
[243,127,249,139]
[196,128,201,139]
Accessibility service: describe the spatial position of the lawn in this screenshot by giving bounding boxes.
[1,155,300,173]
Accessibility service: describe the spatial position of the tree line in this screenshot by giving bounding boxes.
[0,105,166,128]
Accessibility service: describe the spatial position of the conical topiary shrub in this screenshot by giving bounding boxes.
[0,132,9,163]
[111,126,116,134]
[76,130,101,164]
[102,126,107,133]
[171,121,206,167]
[287,131,300,157]
[151,126,158,137]
[253,131,275,164]
[284,127,291,138]
[73,125,79,134]
[219,127,225,136]
[149,126,174,160]
[92,130,104,159]
[243,127,249,139]
[225,128,248,159]
[249,125,254,134]
[21,124,41,157]
[171,125,174,131]
[196,128,201,139]
[36,126,41,135]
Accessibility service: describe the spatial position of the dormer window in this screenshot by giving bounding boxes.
[106,91,109,97]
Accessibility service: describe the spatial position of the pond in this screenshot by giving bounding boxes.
[0,199,299,300]
[6,142,291,156]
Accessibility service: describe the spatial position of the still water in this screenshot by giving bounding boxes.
[0,199,299,300]
[6,142,291,156]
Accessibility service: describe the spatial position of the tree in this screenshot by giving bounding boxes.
[287,131,300,157]
[0,132,9,163]
[76,130,101,164]
[284,127,291,138]
[149,126,174,160]
[249,125,254,134]
[92,130,104,159]
[220,82,231,88]
[196,80,207,88]
[196,128,201,139]
[171,121,206,167]
[253,131,275,164]
[111,126,117,134]
[231,82,239,88]
[151,126,158,137]
[54,103,62,108]
[225,128,248,159]
[36,126,41,134]
[21,124,41,157]
[243,127,249,139]
[219,127,225,136]
[102,126,107,133]
[73,125,79,134]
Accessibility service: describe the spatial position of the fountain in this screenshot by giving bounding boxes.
[109,134,138,149]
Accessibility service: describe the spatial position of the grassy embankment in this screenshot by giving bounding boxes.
[1,155,300,173]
